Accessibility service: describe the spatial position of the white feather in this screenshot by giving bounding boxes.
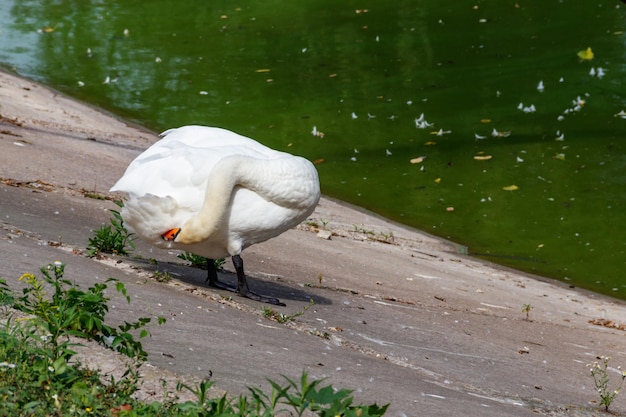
[110,126,321,259]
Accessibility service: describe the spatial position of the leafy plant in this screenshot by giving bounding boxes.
[587,356,626,411]
[177,252,225,271]
[249,372,389,417]
[0,262,167,416]
[262,300,314,324]
[87,200,135,257]
[0,264,388,416]
[521,303,533,321]
[171,372,388,417]
[153,270,172,283]
[8,261,162,361]
[0,316,124,416]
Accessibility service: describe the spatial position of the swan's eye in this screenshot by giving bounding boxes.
[162,228,181,241]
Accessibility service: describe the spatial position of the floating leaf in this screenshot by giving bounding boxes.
[431,129,451,136]
[410,156,425,164]
[491,128,511,138]
[473,155,492,161]
[311,126,325,138]
[614,110,626,119]
[502,185,519,191]
[577,47,594,61]
[312,158,325,165]
[554,153,565,160]
[424,141,437,145]
[480,119,491,123]
[434,178,441,184]
[255,68,271,73]
[40,23,59,33]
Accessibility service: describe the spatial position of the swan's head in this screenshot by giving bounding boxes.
[161,225,206,244]
[161,228,181,241]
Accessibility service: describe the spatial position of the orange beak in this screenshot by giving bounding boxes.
[161,228,181,241]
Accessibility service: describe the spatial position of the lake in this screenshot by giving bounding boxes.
[0,0,624,298]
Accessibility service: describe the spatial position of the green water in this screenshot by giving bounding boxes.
[1,1,624,297]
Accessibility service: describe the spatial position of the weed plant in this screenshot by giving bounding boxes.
[177,253,225,271]
[87,200,135,257]
[0,263,389,416]
[6,262,159,361]
[152,270,172,283]
[521,303,533,321]
[587,356,626,411]
[262,300,314,324]
[0,262,161,415]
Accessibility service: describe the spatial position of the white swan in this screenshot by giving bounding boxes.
[110,126,321,305]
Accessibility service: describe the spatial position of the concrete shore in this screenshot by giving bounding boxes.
[1,68,625,416]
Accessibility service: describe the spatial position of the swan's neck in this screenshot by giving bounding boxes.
[175,156,245,244]
[174,154,317,245]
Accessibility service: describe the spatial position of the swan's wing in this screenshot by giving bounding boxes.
[111,139,216,207]
[159,126,288,159]
[111,126,294,199]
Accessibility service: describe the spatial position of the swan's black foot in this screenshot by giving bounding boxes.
[207,279,237,292]
[238,288,285,306]
[204,256,285,306]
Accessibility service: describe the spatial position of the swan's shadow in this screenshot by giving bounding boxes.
[126,257,332,306]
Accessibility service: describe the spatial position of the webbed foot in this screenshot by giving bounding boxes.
[204,256,285,306]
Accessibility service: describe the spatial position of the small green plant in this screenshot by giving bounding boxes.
[352,224,374,235]
[263,300,314,324]
[177,252,209,269]
[376,230,394,243]
[177,252,226,270]
[587,356,626,411]
[351,225,394,243]
[153,270,172,283]
[7,261,162,361]
[0,262,167,415]
[305,220,320,228]
[0,315,131,416]
[521,303,533,321]
[82,190,107,200]
[248,372,389,417]
[87,200,135,257]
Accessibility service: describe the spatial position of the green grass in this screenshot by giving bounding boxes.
[0,263,389,416]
